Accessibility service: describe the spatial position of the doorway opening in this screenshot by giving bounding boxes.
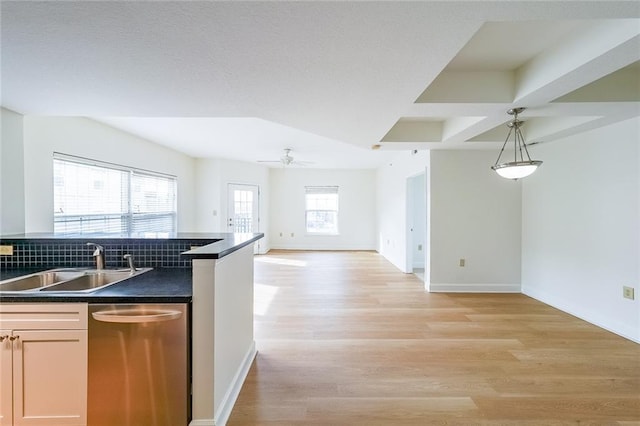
[406,172,427,283]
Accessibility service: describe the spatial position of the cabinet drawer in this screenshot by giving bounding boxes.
[0,304,87,330]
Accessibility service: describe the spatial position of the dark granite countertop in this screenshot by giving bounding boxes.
[0,267,192,303]
[0,232,263,303]
[1,232,264,260]
[181,233,264,259]
[2,232,239,240]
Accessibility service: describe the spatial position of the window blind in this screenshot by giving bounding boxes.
[53,154,177,236]
[304,186,339,234]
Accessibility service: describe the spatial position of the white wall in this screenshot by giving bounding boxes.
[376,150,430,274]
[270,168,376,250]
[195,158,270,252]
[522,117,639,342]
[430,150,522,292]
[195,158,222,233]
[0,108,25,235]
[191,244,256,425]
[22,117,197,233]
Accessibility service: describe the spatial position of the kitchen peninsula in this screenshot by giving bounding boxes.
[0,232,264,426]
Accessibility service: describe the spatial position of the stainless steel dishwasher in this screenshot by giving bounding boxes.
[88,304,189,426]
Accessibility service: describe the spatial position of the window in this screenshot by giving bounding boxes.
[53,153,177,236]
[305,186,339,234]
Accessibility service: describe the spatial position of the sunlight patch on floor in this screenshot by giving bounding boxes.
[254,282,279,316]
[255,256,308,267]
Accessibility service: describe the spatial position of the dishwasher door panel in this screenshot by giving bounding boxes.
[88,304,188,426]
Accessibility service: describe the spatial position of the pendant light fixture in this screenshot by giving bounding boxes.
[491,107,542,179]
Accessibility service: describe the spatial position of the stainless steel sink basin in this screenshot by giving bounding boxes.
[41,269,151,292]
[0,270,84,291]
[0,268,152,293]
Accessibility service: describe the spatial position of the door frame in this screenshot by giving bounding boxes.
[227,183,261,253]
[405,170,429,289]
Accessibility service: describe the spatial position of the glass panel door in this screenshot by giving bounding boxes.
[227,184,259,233]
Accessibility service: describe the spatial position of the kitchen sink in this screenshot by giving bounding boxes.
[0,270,84,291]
[41,269,151,292]
[0,268,152,293]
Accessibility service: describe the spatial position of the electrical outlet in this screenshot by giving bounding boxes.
[418,244,422,251]
[623,286,635,300]
[279,232,283,237]
[0,245,13,256]
[459,258,465,267]
[290,233,294,237]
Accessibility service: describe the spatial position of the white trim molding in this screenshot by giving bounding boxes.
[214,343,258,426]
[190,420,214,426]
[429,283,521,293]
[523,287,640,344]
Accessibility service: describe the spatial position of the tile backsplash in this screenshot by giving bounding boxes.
[0,238,209,270]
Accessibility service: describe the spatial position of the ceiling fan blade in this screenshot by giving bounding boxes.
[258,149,313,167]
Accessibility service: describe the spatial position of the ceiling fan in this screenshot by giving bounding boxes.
[257,148,313,167]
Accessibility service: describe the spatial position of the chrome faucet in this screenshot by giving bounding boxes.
[123,254,136,272]
[86,243,105,270]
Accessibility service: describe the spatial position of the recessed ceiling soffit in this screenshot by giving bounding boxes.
[380,19,640,149]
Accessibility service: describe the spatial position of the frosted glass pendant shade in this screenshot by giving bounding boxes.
[492,160,542,180]
[491,107,543,180]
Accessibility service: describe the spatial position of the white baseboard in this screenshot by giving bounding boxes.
[267,244,377,251]
[190,420,214,426]
[213,342,258,426]
[523,286,640,344]
[430,283,521,293]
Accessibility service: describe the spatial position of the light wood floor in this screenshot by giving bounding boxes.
[227,250,640,425]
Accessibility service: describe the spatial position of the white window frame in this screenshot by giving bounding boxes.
[305,186,339,235]
[53,153,177,236]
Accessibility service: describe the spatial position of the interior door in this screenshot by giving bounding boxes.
[227,184,259,234]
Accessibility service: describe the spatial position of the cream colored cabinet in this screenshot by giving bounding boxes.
[0,330,12,426]
[0,304,88,426]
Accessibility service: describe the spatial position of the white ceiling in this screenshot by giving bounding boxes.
[2,1,639,169]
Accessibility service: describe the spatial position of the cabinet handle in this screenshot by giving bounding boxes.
[0,335,8,342]
[9,335,19,341]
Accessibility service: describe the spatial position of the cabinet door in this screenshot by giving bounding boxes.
[0,331,12,426]
[12,330,87,426]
